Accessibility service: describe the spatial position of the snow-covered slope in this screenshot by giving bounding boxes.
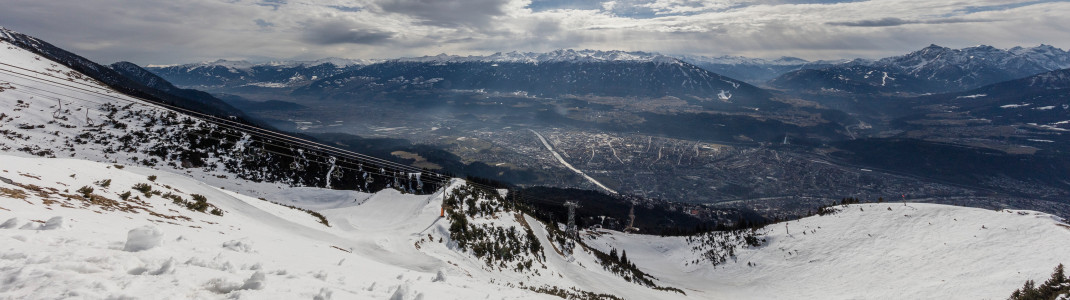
[586,203,1070,299]
[0,37,433,196]
[4,154,1069,299]
[0,155,552,299]
[0,153,704,299]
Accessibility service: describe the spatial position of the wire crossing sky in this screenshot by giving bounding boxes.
[2,0,1068,64]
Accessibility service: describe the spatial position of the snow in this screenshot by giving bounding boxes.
[123,226,164,252]
[0,154,552,299]
[586,203,1070,299]
[1002,103,1032,108]
[956,93,987,99]
[5,153,1067,299]
[398,49,682,65]
[529,129,618,194]
[717,89,732,100]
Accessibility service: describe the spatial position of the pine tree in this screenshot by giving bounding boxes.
[620,250,629,266]
[1040,264,1067,299]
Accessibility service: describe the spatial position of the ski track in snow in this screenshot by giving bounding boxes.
[529,129,618,194]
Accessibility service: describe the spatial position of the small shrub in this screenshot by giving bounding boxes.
[119,191,131,201]
[162,192,183,204]
[76,185,94,198]
[188,194,208,212]
[147,175,157,182]
[94,179,111,188]
[132,183,152,197]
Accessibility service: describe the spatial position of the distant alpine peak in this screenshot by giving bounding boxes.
[148,59,256,71]
[262,57,379,68]
[899,44,1068,59]
[0,27,39,44]
[395,49,683,64]
[881,43,1070,74]
[149,57,376,70]
[0,26,12,39]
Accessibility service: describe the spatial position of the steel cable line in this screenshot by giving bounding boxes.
[0,65,453,181]
[0,63,448,178]
[0,75,445,187]
[1,64,602,207]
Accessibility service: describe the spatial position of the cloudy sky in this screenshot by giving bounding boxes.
[2,0,1068,64]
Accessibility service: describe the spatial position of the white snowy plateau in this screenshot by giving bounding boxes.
[2,38,1070,300]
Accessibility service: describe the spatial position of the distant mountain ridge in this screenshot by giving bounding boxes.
[0,27,249,120]
[145,59,371,89]
[395,49,678,64]
[900,68,1070,127]
[771,44,1070,94]
[676,55,845,84]
[294,58,781,110]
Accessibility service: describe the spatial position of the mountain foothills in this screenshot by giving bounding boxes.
[2,27,1070,299]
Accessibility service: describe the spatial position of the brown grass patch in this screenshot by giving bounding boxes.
[0,187,28,199]
[391,151,442,170]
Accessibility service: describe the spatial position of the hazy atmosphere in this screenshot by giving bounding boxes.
[2,0,1069,64]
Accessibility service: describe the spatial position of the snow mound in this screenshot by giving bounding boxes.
[389,282,411,300]
[41,216,66,230]
[222,239,256,253]
[1,218,18,229]
[206,271,266,294]
[123,226,164,252]
[431,269,446,282]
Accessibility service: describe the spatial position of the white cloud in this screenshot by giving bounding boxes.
[1,0,1067,64]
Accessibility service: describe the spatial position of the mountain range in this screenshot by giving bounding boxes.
[771,44,1070,94]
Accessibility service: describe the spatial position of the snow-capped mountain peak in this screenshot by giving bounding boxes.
[263,57,379,68]
[774,43,1070,93]
[397,49,681,64]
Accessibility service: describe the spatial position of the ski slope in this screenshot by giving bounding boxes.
[585,203,1070,299]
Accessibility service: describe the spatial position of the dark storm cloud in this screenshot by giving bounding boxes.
[254,19,275,28]
[255,0,286,10]
[526,0,604,12]
[827,17,913,27]
[301,19,394,45]
[327,5,364,12]
[377,0,509,28]
[956,0,1068,14]
[827,17,990,27]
